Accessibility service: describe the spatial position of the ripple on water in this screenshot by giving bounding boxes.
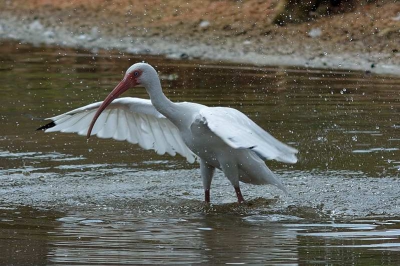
[0,150,84,161]
[353,147,400,153]
[243,214,304,223]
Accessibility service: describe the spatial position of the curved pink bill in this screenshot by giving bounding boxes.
[86,78,132,139]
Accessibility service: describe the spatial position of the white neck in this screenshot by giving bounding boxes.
[144,76,177,121]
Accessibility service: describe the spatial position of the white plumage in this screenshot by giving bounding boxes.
[43,98,197,163]
[38,62,298,203]
[199,107,298,164]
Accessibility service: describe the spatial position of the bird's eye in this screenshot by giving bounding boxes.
[133,71,140,77]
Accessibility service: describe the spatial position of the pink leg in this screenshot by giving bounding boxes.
[205,189,210,203]
[234,187,245,203]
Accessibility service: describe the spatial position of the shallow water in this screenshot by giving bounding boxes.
[1,41,400,264]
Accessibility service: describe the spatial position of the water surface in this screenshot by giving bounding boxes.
[1,41,400,264]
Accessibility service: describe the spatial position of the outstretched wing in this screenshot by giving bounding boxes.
[38,97,197,163]
[199,107,298,164]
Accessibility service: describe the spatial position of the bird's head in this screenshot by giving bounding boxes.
[124,62,159,88]
[86,62,158,138]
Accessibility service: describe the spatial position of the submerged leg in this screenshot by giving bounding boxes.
[234,186,245,203]
[200,159,215,203]
[205,189,210,203]
[220,160,245,203]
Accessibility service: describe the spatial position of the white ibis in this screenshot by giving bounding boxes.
[38,63,298,203]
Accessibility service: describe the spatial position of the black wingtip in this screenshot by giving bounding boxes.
[37,121,56,131]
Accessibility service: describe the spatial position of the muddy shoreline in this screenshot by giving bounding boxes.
[0,1,399,75]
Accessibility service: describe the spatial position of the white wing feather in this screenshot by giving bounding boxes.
[199,107,298,163]
[43,97,197,163]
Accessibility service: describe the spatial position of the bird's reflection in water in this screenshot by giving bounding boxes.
[197,212,299,264]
